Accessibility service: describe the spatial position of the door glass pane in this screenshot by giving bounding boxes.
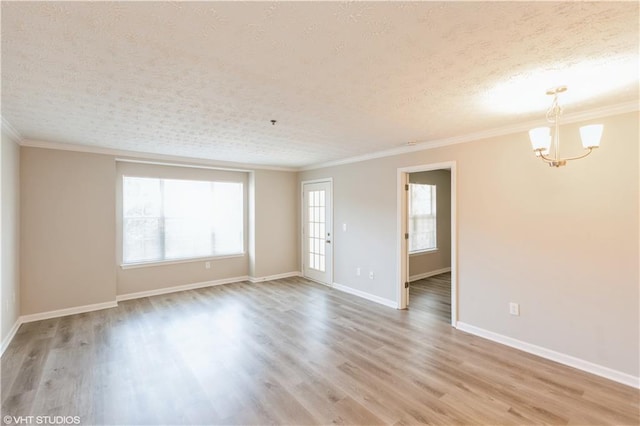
[306,188,327,273]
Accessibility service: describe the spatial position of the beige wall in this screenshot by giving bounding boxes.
[21,148,116,315]
[1,132,21,345]
[408,169,451,278]
[115,161,250,296]
[251,169,299,278]
[18,148,299,310]
[300,111,639,377]
[118,256,248,296]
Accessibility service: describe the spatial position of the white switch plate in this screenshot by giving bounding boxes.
[356,267,361,276]
[509,302,520,316]
[205,261,211,269]
[369,271,375,280]
[342,223,347,231]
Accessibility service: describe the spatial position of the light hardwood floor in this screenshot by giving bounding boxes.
[408,272,452,322]
[2,277,638,425]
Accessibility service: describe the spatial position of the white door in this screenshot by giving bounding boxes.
[303,181,333,285]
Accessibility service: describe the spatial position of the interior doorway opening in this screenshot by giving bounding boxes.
[397,162,457,326]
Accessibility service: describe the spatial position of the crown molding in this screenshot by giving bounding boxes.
[1,116,23,144]
[19,139,299,172]
[114,158,255,173]
[300,100,640,171]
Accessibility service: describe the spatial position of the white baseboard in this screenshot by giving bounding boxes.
[116,275,249,301]
[456,322,640,389]
[20,301,118,324]
[248,271,301,283]
[1,319,22,356]
[332,282,398,309]
[409,267,451,282]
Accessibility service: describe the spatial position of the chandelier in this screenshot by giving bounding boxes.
[529,86,603,167]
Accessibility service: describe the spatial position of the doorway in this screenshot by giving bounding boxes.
[302,179,333,285]
[397,162,457,326]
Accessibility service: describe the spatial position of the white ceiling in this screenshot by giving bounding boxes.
[2,1,638,168]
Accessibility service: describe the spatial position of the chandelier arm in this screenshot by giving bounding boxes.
[560,148,595,162]
[537,152,556,163]
[537,148,594,164]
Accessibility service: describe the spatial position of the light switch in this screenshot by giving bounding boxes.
[509,302,520,316]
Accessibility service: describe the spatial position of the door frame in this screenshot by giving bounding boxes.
[301,178,334,286]
[396,162,457,326]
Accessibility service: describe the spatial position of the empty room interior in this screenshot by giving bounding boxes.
[1,2,639,425]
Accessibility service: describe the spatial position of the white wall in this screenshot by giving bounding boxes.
[1,131,21,348]
[300,111,639,378]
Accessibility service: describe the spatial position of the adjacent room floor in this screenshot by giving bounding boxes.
[408,272,452,322]
[2,277,638,425]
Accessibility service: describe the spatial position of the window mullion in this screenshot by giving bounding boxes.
[160,179,166,261]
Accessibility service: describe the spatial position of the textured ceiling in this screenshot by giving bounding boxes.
[1,1,638,168]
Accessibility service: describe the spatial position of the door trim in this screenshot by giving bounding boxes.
[301,178,334,286]
[396,162,457,327]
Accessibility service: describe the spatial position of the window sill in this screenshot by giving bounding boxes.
[120,253,245,270]
[409,248,439,256]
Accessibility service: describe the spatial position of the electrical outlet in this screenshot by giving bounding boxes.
[205,261,211,269]
[369,271,375,280]
[509,302,520,316]
[356,267,361,276]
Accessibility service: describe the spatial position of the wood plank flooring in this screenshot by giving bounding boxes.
[2,277,638,425]
[408,272,452,322]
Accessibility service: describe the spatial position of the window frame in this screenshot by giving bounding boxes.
[408,183,438,254]
[120,175,246,268]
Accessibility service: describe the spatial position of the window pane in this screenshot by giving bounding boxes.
[123,177,162,218]
[164,179,215,260]
[123,217,162,263]
[408,183,437,252]
[210,182,244,255]
[123,177,244,264]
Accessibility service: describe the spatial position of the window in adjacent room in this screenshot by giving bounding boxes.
[122,176,243,265]
[408,183,437,253]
